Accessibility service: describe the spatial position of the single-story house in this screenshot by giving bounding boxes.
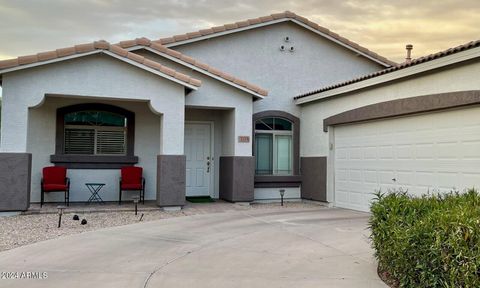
[0,11,479,212]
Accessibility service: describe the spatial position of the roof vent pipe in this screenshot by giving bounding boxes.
[405,44,413,63]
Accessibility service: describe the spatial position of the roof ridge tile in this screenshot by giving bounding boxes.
[37,51,58,61]
[56,47,76,57]
[17,54,38,65]
[153,11,395,67]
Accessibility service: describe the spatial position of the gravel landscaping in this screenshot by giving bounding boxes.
[0,201,324,252]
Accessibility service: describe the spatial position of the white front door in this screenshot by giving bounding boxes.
[333,107,480,212]
[185,123,212,197]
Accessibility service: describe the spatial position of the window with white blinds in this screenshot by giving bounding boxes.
[64,111,127,155]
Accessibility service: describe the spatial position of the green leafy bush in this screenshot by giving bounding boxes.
[370,189,480,287]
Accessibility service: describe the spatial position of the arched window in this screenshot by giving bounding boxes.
[52,103,137,168]
[254,117,293,175]
[64,110,127,155]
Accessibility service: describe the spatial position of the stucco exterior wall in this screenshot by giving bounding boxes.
[28,97,160,202]
[0,54,185,155]
[300,59,480,157]
[171,21,385,117]
[0,53,190,203]
[135,50,253,156]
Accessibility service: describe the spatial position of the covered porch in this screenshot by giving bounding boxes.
[26,95,164,205]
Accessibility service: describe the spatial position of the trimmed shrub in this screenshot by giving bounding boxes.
[370,189,480,287]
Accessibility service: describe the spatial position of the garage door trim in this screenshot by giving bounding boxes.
[323,90,480,132]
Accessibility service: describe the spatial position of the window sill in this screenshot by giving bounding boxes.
[254,175,302,188]
[50,155,138,169]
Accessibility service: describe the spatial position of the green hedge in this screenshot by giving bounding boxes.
[369,189,480,287]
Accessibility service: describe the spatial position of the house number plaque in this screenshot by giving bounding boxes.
[238,136,250,143]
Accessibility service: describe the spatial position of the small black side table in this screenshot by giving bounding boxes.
[86,183,106,204]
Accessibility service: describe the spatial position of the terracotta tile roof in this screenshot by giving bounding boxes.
[152,11,395,67]
[294,39,480,100]
[0,40,201,87]
[117,37,268,96]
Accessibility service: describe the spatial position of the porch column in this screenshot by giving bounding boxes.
[0,93,32,211]
[219,108,255,202]
[156,112,186,207]
[300,157,327,202]
[0,153,32,211]
[1,96,28,152]
[219,156,254,202]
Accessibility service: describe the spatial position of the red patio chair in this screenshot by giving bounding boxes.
[41,166,70,207]
[119,166,145,205]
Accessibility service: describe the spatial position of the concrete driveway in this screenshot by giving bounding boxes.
[0,206,386,288]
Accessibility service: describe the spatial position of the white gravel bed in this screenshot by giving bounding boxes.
[0,210,185,252]
[0,201,323,252]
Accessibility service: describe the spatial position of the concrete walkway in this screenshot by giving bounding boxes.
[0,207,386,287]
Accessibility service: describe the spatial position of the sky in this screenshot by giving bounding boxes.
[0,0,479,62]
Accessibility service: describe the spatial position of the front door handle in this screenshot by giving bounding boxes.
[206,160,211,173]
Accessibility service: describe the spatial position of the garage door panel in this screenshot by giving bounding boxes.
[378,146,394,159]
[363,147,377,159]
[364,170,377,183]
[377,170,395,185]
[462,141,480,159]
[436,142,459,159]
[463,173,480,189]
[396,171,414,185]
[335,168,348,181]
[334,107,480,212]
[348,169,363,182]
[335,148,348,159]
[396,145,414,159]
[436,172,460,189]
[415,144,435,159]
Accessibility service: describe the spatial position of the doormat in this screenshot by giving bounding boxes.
[186,196,215,203]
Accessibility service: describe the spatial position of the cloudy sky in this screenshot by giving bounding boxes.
[0,0,479,63]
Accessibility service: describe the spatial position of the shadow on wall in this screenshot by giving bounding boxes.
[0,94,2,141]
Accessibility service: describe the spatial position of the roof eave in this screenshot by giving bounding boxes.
[0,50,199,90]
[0,50,102,75]
[130,45,265,99]
[162,18,394,68]
[103,50,199,90]
[295,46,480,105]
[289,19,393,67]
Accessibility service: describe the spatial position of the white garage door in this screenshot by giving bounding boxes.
[334,107,480,212]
